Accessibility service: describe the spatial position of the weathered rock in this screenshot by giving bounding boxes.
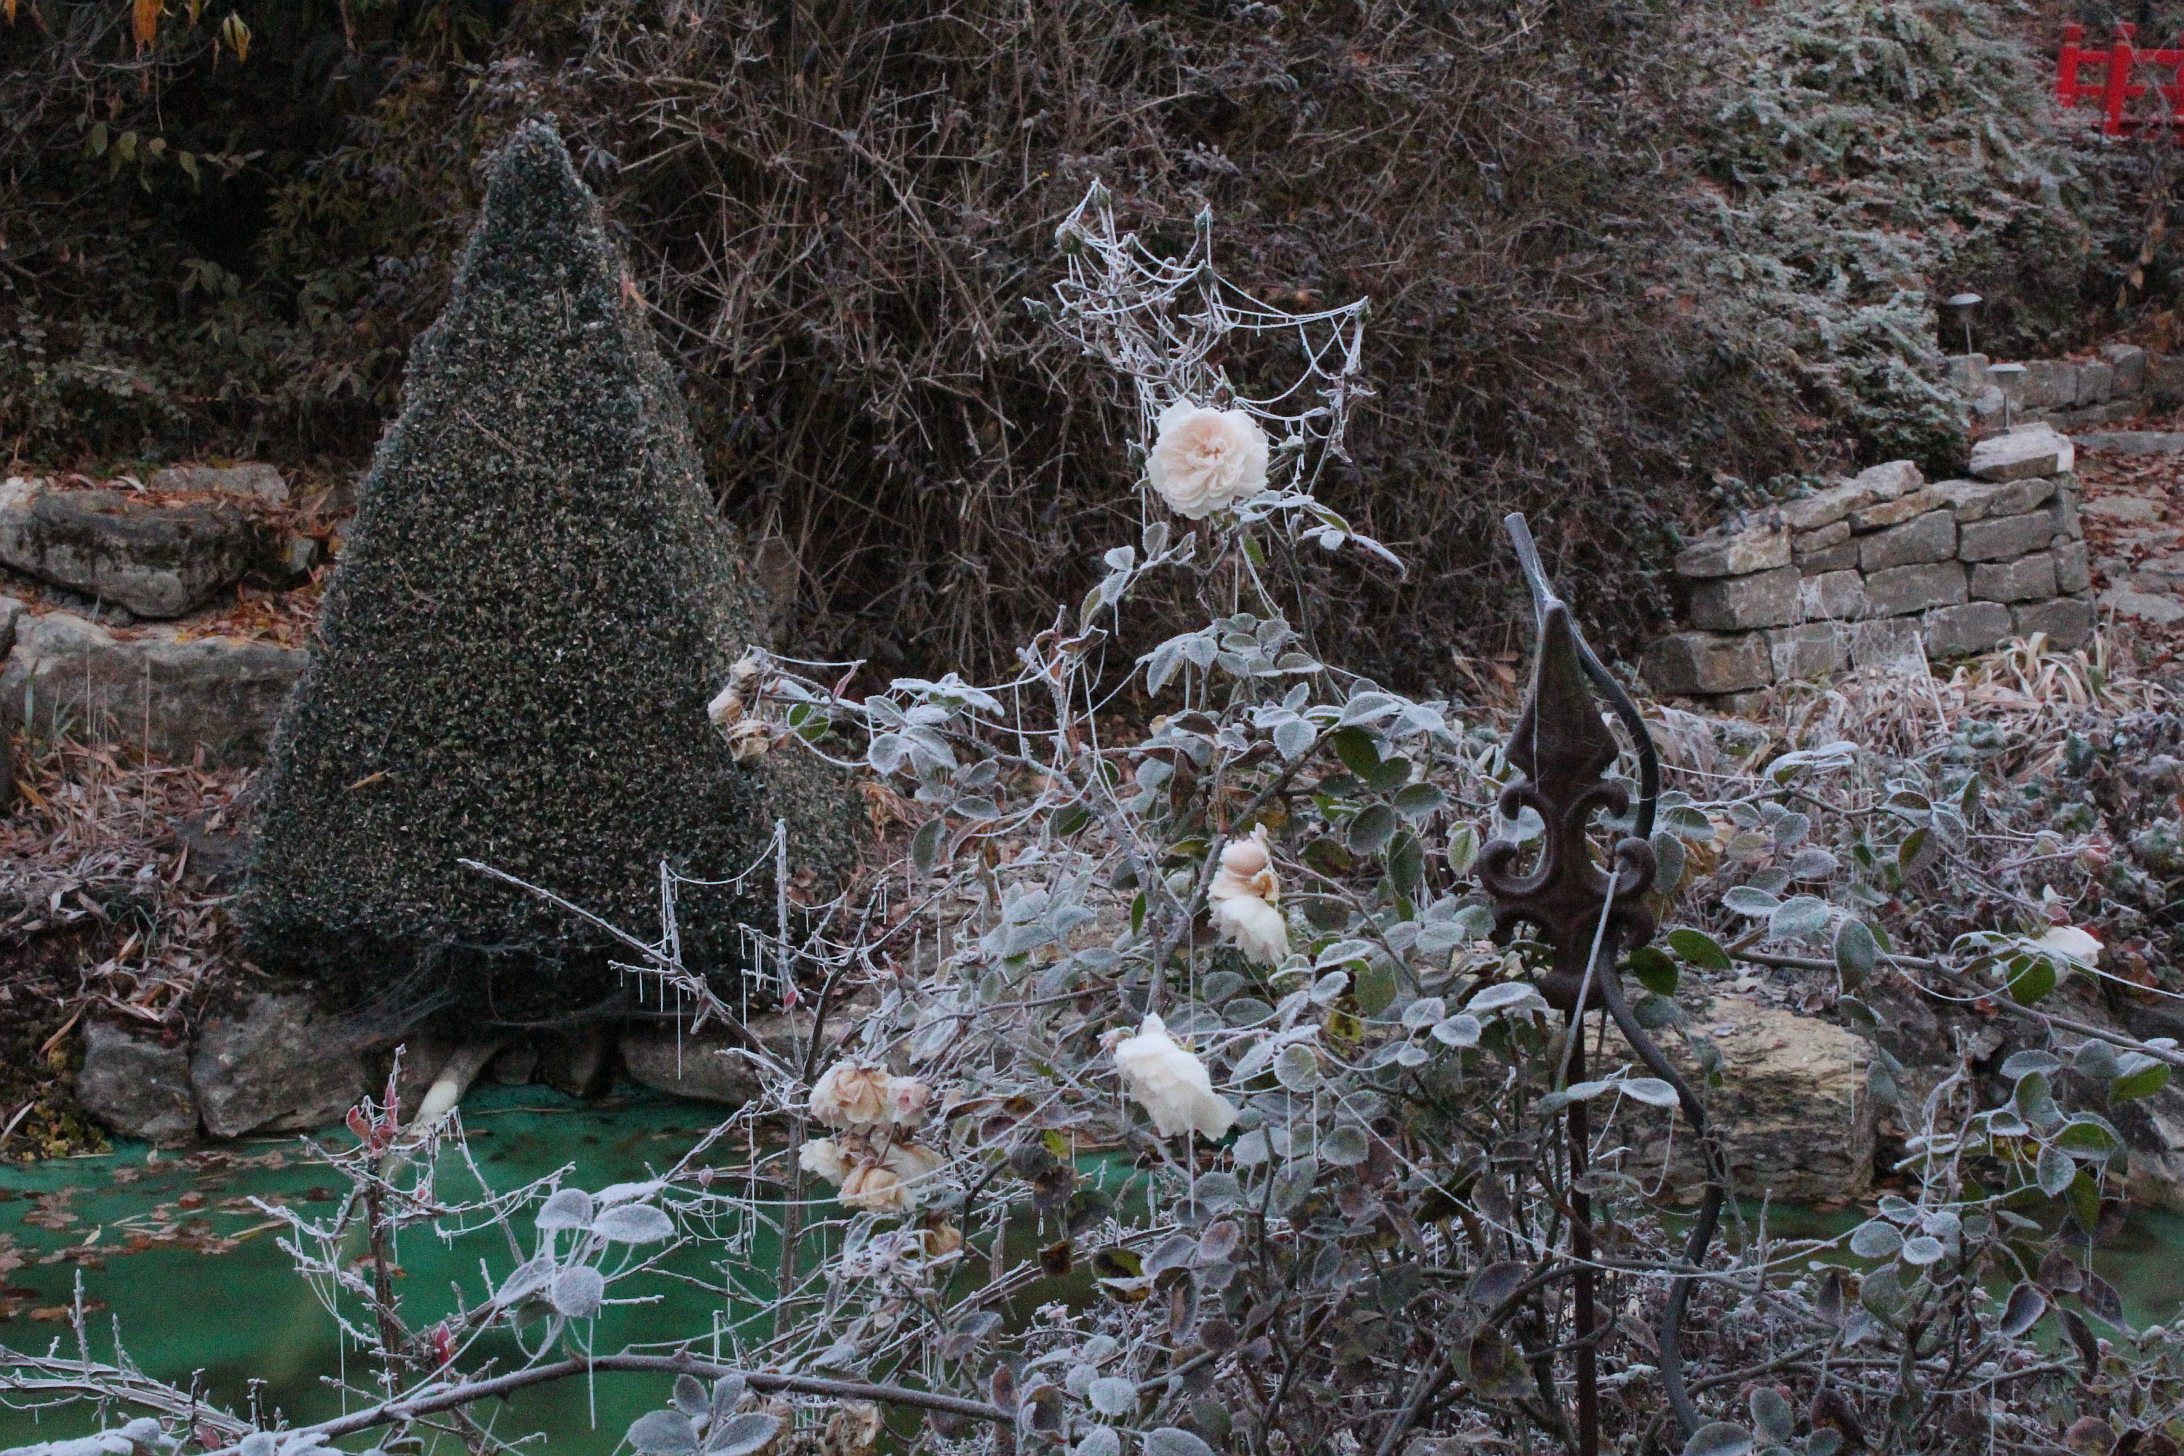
[1933,475,2055,523]
[2101,586,2184,625]
[0,479,269,618]
[2100,342,2148,396]
[1969,426,2072,482]
[1674,523,1790,579]
[620,1024,766,1105]
[1969,553,2056,604]
[75,1022,198,1146]
[1766,623,1848,680]
[1608,995,1875,1204]
[1857,510,1955,572]
[1944,353,1989,392]
[2073,430,2184,456]
[1922,601,2013,658]
[1798,569,1867,622]
[2081,494,2159,524]
[537,1030,616,1099]
[2054,541,2091,594]
[2013,597,2095,649]
[1688,566,1800,631]
[190,991,375,1138]
[1852,459,1923,502]
[1641,631,1774,695]
[0,594,21,656]
[146,463,289,504]
[1782,481,1877,534]
[0,611,305,767]
[1958,510,2056,563]
[1864,561,1966,616]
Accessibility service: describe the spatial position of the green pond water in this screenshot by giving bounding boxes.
[4,1088,2182,1453]
[0,1086,764,1454]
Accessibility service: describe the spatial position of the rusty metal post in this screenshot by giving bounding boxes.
[1477,516,1661,1456]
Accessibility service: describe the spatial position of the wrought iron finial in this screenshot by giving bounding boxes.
[1478,519,1658,1013]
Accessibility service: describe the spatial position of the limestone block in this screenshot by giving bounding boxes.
[2014,597,2096,649]
[1970,553,2057,603]
[1792,519,1851,555]
[2102,343,2148,396]
[1932,475,2056,522]
[1798,569,1868,621]
[2075,358,2115,406]
[1969,425,2073,482]
[2055,540,2091,594]
[1847,617,1924,666]
[2002,359,2079,411]
[1641,631,1774,696]
[1858,510,1955,572]
[1958,510,2056,563]
[1689,566,1800,630]
[1674,523,1790,579]
[0,479,270,619]
[2050,488,2082,543]
[1848,486,1943,533]
[1865,561,1967,616]
[0,611,305,767]
[1922,602,2013,659]
[1944,353,1989,392]
[1797,539,1859,573]
[2150,353,2184,405]
[1767,623,1849,680]
[1852,460,1924,501]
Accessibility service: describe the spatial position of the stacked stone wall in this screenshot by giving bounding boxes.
[1642,425,2092,707]
[1953,342,2184,431]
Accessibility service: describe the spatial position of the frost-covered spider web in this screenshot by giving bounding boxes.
[1043,183,1374,508]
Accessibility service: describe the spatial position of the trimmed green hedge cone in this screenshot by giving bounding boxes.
[240,119,858,1000]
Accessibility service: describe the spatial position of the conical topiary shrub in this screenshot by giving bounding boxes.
[240,119,858,998]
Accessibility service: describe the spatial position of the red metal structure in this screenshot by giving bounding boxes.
[2057,22,2184,136]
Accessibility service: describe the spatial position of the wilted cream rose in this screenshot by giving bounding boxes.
[2035,925,2102,965]
[706,653,766,729]
[810,1062,893,1129]
[725,717,772,764]
[1113,1013,1237,1141]
[838,1162,911,1214]
[798,1136,854,1185]
[1147,400,1270,520]
[886,1076,933,1128]
[1209,826,1289,966]
[882,1140,945,1193]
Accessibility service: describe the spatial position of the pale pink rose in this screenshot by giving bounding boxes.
[886,1076,934,1129]
[810,1062,893,1129]
[798,1136,853,1185]
[1147,401,1270,520]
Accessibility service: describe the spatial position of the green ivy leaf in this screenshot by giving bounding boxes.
[1628,945,1679,996]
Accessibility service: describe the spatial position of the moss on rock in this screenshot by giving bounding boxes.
[239,119,859,1000]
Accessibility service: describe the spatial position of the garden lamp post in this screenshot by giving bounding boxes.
[1944,292,1984,357]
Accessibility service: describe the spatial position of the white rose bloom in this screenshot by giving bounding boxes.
[1147,401,1270,520]
[1114,1013,1237,1141]
[798,1136,854,1185]
[2035,925,2102,965]
[810,1063,893,1129]
[1212,893,1290,967]
[1209,826,1289,966]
